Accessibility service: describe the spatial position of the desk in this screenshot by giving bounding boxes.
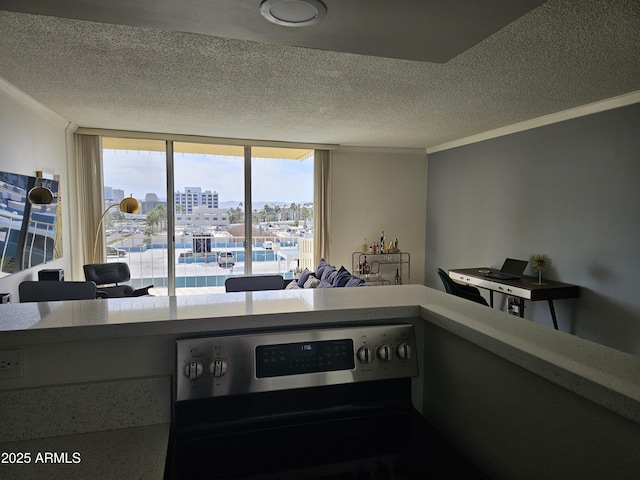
[449,268,580,330]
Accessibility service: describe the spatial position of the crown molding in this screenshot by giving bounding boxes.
[336,146,426,156]
[0,76,69,128]
[427,91,640,154]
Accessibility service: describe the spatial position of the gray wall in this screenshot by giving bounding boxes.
[421,320,640,480]
[426,103,640,356]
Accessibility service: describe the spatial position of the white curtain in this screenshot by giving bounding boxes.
[313,149,332,264]
[74,134,104,266]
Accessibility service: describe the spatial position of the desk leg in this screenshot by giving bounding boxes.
[518,298,525,318]
[548,300,559,330]
[489,291,494,308]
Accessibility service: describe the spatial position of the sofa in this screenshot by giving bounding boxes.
[285,258,367,290]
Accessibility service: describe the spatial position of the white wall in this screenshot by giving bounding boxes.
[0,80,72,301]
[330,147,427,284]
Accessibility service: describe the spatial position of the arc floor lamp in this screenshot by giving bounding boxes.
[92,196,141,264]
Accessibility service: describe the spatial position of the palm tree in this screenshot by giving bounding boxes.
[289,202,297,220]
[228,204,244,224]
[301,206,311,228]
[155,204,167,232]
[146,209,159,234]
[145,205,167,234]
[262,204,271,222]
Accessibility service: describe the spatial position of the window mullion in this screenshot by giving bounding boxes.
[166,140,176,295]
[244,146,252,275]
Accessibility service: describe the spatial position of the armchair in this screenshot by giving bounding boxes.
[83,262,153,298]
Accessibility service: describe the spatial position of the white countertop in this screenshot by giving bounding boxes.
[0,285,426,344]
[1,285,639,424]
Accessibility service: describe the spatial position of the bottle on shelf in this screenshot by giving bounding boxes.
[362,238,368,254]
[380,230,385,252]
[394,268,402,285]
[362,257,370,275]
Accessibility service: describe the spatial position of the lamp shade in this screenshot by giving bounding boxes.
[119,196,141,214]
[27,186,54,205]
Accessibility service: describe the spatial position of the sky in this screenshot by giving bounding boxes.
[102,150,314,204]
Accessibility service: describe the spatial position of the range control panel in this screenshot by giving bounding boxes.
[176,324,418,401]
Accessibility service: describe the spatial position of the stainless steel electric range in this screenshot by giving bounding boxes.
[164,324,488,479]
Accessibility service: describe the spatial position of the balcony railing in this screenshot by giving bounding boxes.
[106,234,313,292]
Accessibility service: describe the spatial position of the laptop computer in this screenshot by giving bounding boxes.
[485,258,528,280]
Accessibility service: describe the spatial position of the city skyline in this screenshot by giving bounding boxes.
[102,149,314,204]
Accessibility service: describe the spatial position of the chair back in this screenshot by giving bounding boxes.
[436,268,489,306]
[436,268,457,294]
[225,275,284,292]
[19,281,97,303]
[83,262,131,286]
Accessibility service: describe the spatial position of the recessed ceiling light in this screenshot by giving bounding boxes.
[260,0,327,27]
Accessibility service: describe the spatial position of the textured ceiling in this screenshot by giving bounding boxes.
[0,0,639,149]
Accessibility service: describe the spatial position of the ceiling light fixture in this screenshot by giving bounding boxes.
[260,0,327,27]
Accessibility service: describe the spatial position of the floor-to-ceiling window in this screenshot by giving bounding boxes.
[102,138,168,290]
[251,146,315,277]
[172,142,245,290]
[101,137,313,295]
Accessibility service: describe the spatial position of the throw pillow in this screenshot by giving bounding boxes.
[297,268,312,287]
[303,275,321,289]
[321,265,336,282]
[333,266,352,287]
[315,258,329,280]
[345,276,366,287]
[285,281,300,290]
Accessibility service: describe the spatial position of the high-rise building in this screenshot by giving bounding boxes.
[175,187,218,214]
[112,189,125,203]
[142,192,164,214]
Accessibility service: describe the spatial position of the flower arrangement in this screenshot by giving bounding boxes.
[530,253,552,284]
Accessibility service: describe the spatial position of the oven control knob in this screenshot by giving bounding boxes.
[377,345,393,362]
[357,346,374,364]
[210,359,229,378]
[184,361,204,380]
[397,343,412,359]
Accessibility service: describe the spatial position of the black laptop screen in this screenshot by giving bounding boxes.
[501,258,528,276]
